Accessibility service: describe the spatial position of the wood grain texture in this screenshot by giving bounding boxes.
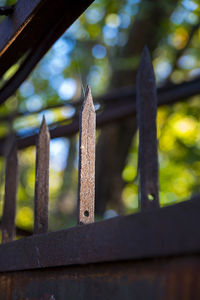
[78,86,96,225]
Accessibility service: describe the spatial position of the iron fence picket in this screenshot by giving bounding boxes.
[34,117,50,234]
[136,47,159,211]
[1,141,18,243]
[78,86,96,225]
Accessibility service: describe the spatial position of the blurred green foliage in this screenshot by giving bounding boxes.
[0,0,200,232]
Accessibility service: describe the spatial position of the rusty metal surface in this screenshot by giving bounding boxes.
[34,117,50,234]
[1,142,18,243]
[137,47,159,211]
[78,86,96,225]
[0,0,94,94]
[0,197,199,272]
[0,256,199,299]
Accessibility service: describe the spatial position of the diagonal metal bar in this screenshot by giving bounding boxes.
[78,86,96,225]
[0,5,14,16]
[136,46,159,211]
[0,0,94,88]
[34,117,50,234]
[1,140,18,243]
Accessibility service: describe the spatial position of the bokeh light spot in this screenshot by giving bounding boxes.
[92,44,107,59]
[58,78,77,100]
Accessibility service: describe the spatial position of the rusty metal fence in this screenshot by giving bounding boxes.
[0,1,200,299]
[0,46,199,299]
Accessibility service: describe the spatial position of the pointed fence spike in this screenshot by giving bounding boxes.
[78,85,96,225]
[34,117,50,234]
[136,46,159,211]
[2,142,18,243]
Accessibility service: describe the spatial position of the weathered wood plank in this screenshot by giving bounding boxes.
[137,47,159,211]
[78,86,96,225]
[34,117,50,234]
[0,197,199,272]
[1,142,18,243]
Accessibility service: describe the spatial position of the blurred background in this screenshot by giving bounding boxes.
[0,0,200,233]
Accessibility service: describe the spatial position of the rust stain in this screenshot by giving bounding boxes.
[0,257,199,299]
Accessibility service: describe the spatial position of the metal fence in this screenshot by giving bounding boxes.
[0,1,200,299]
[0,45,199,299]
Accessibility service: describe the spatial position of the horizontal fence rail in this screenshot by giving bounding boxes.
[0,256,200,299]
[0,74,200,123]
[1,74,200,155]
[0,198,199,272]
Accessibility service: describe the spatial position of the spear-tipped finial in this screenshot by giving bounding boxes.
[137,46,156,85]
[136,46,159,211]
[78,85,96,225]
[81,85,95,112]
[34,117,50,234]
